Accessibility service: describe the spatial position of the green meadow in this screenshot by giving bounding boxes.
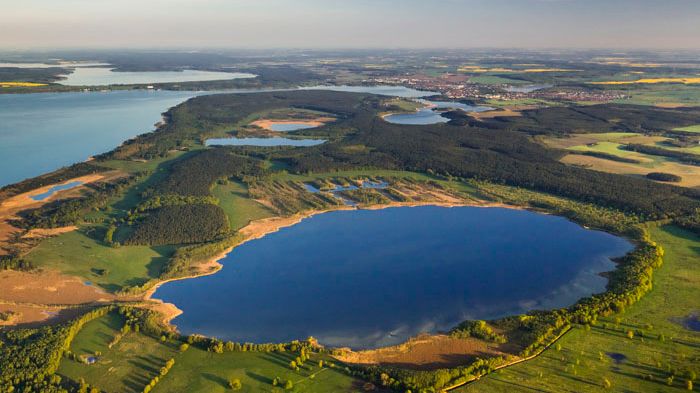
[674,125,700,133]
[151,347,364,393]
[58,311,367,393]
[212,181,274,230]
[24,228,174,292]
[58,312,180,393]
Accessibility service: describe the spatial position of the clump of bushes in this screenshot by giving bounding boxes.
[646,172,682,183]
[450,320,507,344]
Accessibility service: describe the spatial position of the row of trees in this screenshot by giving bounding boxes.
[0,253,32,270]
[625,143,700,166]
[142,358,175,393]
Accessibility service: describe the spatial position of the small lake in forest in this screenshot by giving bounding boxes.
[31,181,83,201]
[154,206,632,349]
[383,99,493,125]
[268,123,319,132]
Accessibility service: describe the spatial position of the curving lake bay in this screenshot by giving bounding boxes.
[58,67,256,86]
[0,90,204,186]
[0,85,434,187]
[154,205,632,349]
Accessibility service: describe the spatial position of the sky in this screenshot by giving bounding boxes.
[2,0,699,49]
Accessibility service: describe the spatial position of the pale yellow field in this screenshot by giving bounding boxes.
[562,154,700,187]
[590,77,700,85]
[457,65,579,73]
[540,132,645,149]
[0,81,47,87]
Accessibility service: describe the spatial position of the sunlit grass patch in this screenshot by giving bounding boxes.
[0,81,47,87]
[592,77,700,85]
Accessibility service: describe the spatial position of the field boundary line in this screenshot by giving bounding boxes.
[443,325,574,392]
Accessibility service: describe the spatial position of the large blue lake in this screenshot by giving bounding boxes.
[154,206,632,349]
[0,90,205,186]
[58,67,256,86]
[0,86,432,187]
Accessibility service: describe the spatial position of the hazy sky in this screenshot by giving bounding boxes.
[2,0,699,49]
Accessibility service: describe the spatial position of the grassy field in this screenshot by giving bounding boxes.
[457,225,700,392]
[675,125,700,133]
[561,153,700,188]
[24,228,174,292]
[380,98,423,115]
[59,312,179,393]
[592,77,700,85]
[613,84,700,107]
[212,181,274,231]
[568,141,652,162]
[653,141,700,155]
[540,133,700,187]
[542,132,700,157]
[151,346,367,393]
[58,313,364,393]
[58,312,368,393]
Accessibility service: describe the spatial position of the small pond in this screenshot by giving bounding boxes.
[268,123,319,132]
[383,99,493,125]
[154,206,632,349]
[31,181,83,201]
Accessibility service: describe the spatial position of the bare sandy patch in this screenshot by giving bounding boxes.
[334,334,511,371]
[0,269,114,305]
[22,226,78,239]
[250,117,335,131]
[0,303,98,326]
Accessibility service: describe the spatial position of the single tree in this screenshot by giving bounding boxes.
[228,378,242,390]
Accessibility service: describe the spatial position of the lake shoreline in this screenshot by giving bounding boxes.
[143,197,525,332]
